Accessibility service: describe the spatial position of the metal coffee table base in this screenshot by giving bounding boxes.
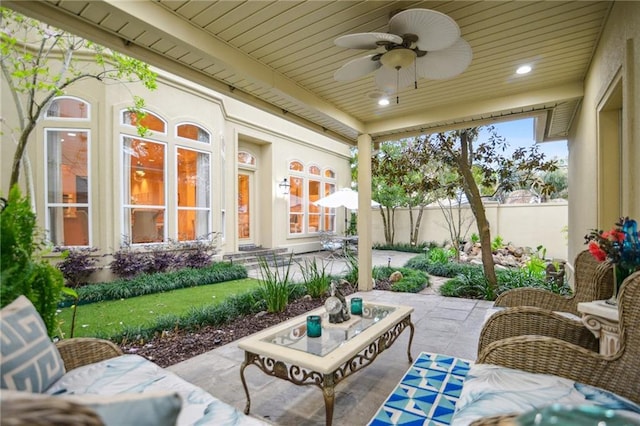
[240,316,414,426]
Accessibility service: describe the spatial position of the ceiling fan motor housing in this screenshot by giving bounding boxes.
[380,48,416,69]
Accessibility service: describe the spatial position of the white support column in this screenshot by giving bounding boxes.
[357,133,373,291]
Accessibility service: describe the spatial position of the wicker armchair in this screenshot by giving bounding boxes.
[55,337,123,371]
[493,250,614,316]
[477,306,598,355]
[478,270,640,404]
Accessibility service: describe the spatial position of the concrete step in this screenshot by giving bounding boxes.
[223,247,298,270]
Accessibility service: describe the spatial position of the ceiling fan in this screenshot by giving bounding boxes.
[333,9,472,103]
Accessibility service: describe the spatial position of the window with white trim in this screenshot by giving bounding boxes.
[287,161,336,235]
[44,96,91,247]
[121,110,167,244]
[177,146,210,241]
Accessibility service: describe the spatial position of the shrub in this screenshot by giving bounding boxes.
[491,235,505,252]
[179,238,215,269]
[343,250,359,285]
[0,186,67,336]
[405,255,479,278]
[373,241,438,253]
[257,254,295,313]
[439,268,491,299]
[60,262,247,306]
[109,247,149,278]
[55,247,99,288]
[297,257,331,298]
[110,235,219,279]
[373,266,429,293]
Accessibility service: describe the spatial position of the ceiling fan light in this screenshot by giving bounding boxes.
[378,97,390,106]
[380,48,416,69]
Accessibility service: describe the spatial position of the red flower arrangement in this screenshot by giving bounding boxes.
[584,217,640,270]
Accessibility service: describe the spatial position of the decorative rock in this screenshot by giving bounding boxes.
[389,271,403,282]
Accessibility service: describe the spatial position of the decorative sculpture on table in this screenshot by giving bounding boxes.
[325,281,351,323]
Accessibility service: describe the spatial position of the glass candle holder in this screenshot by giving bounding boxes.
[350,297,363,315]
[306,315,322,338]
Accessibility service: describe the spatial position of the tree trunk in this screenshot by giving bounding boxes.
[10,120,36,190]
[380,206,395,245]
[456,131,498,295]
[410,205,424,246]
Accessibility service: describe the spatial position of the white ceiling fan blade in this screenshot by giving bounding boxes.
[416,38,472,80]
[334,32,403,50]
[374,65,415,93]
[334,55,381,81]
[389,9,460,51]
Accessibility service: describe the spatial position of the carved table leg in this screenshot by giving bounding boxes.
[239,351,255,414]
[322,373,336,426]
[406,318,415,363]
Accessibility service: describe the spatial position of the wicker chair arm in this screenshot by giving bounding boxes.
[477,335,638,403]
[477,307,598,356]
[56,337,123,372]
[0,396,104,426]
[493,288,577,315]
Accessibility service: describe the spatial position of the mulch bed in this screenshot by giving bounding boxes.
[121,281,392,368]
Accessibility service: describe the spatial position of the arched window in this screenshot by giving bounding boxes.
[177,123,210,144]
[120,108,167,244]
[44,96,92,247]
[121,109,166,134]
[238,151,256,166]
[45,96,89,119]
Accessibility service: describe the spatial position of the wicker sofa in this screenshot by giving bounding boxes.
[463,271,640,424]
[0,295,268,426]
[370,272,640,426]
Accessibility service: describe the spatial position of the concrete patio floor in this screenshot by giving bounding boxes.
[167,250,494,425]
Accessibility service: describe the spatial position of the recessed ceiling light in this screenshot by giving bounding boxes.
[378,98,390,106]
[516,65,532,75]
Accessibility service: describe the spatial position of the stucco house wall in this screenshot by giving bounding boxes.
[568,1,640,267]
[1,64,351,262]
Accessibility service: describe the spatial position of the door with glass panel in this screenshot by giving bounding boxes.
[238,172,254,243]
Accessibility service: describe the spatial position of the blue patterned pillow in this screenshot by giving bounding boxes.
[0,296,65,392]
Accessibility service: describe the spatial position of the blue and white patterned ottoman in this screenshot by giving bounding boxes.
[369,352,473,426]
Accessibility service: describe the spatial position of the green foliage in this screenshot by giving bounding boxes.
[372,242,436,253]
[257,254,296,313]
[437,264,564,300]
[439,268,493,299]
[297,257,331,298]
[59,262,247,307]
[1,7,157,189]
[523,246,547,278]
[106,287,266,344]
[57,279,262,339]
[405,255,480,278]
[342,250,359,284]
[491,235,505,252]
[373,266,429,293]
[425,247,456,264]
[470,233,480,244]
[0,186,65,336]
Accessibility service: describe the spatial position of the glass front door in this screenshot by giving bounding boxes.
[238,172,252,241]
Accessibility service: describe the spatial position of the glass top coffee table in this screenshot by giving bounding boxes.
[238,300,414,426]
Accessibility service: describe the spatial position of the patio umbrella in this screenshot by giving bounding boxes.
[314,188,380,231]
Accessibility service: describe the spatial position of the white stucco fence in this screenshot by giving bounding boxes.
[371,202,569,261]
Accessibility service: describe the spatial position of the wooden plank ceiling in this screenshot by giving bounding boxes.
[8,1,612,145]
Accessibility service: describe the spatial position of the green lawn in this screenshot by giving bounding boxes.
[56,278,261,339]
